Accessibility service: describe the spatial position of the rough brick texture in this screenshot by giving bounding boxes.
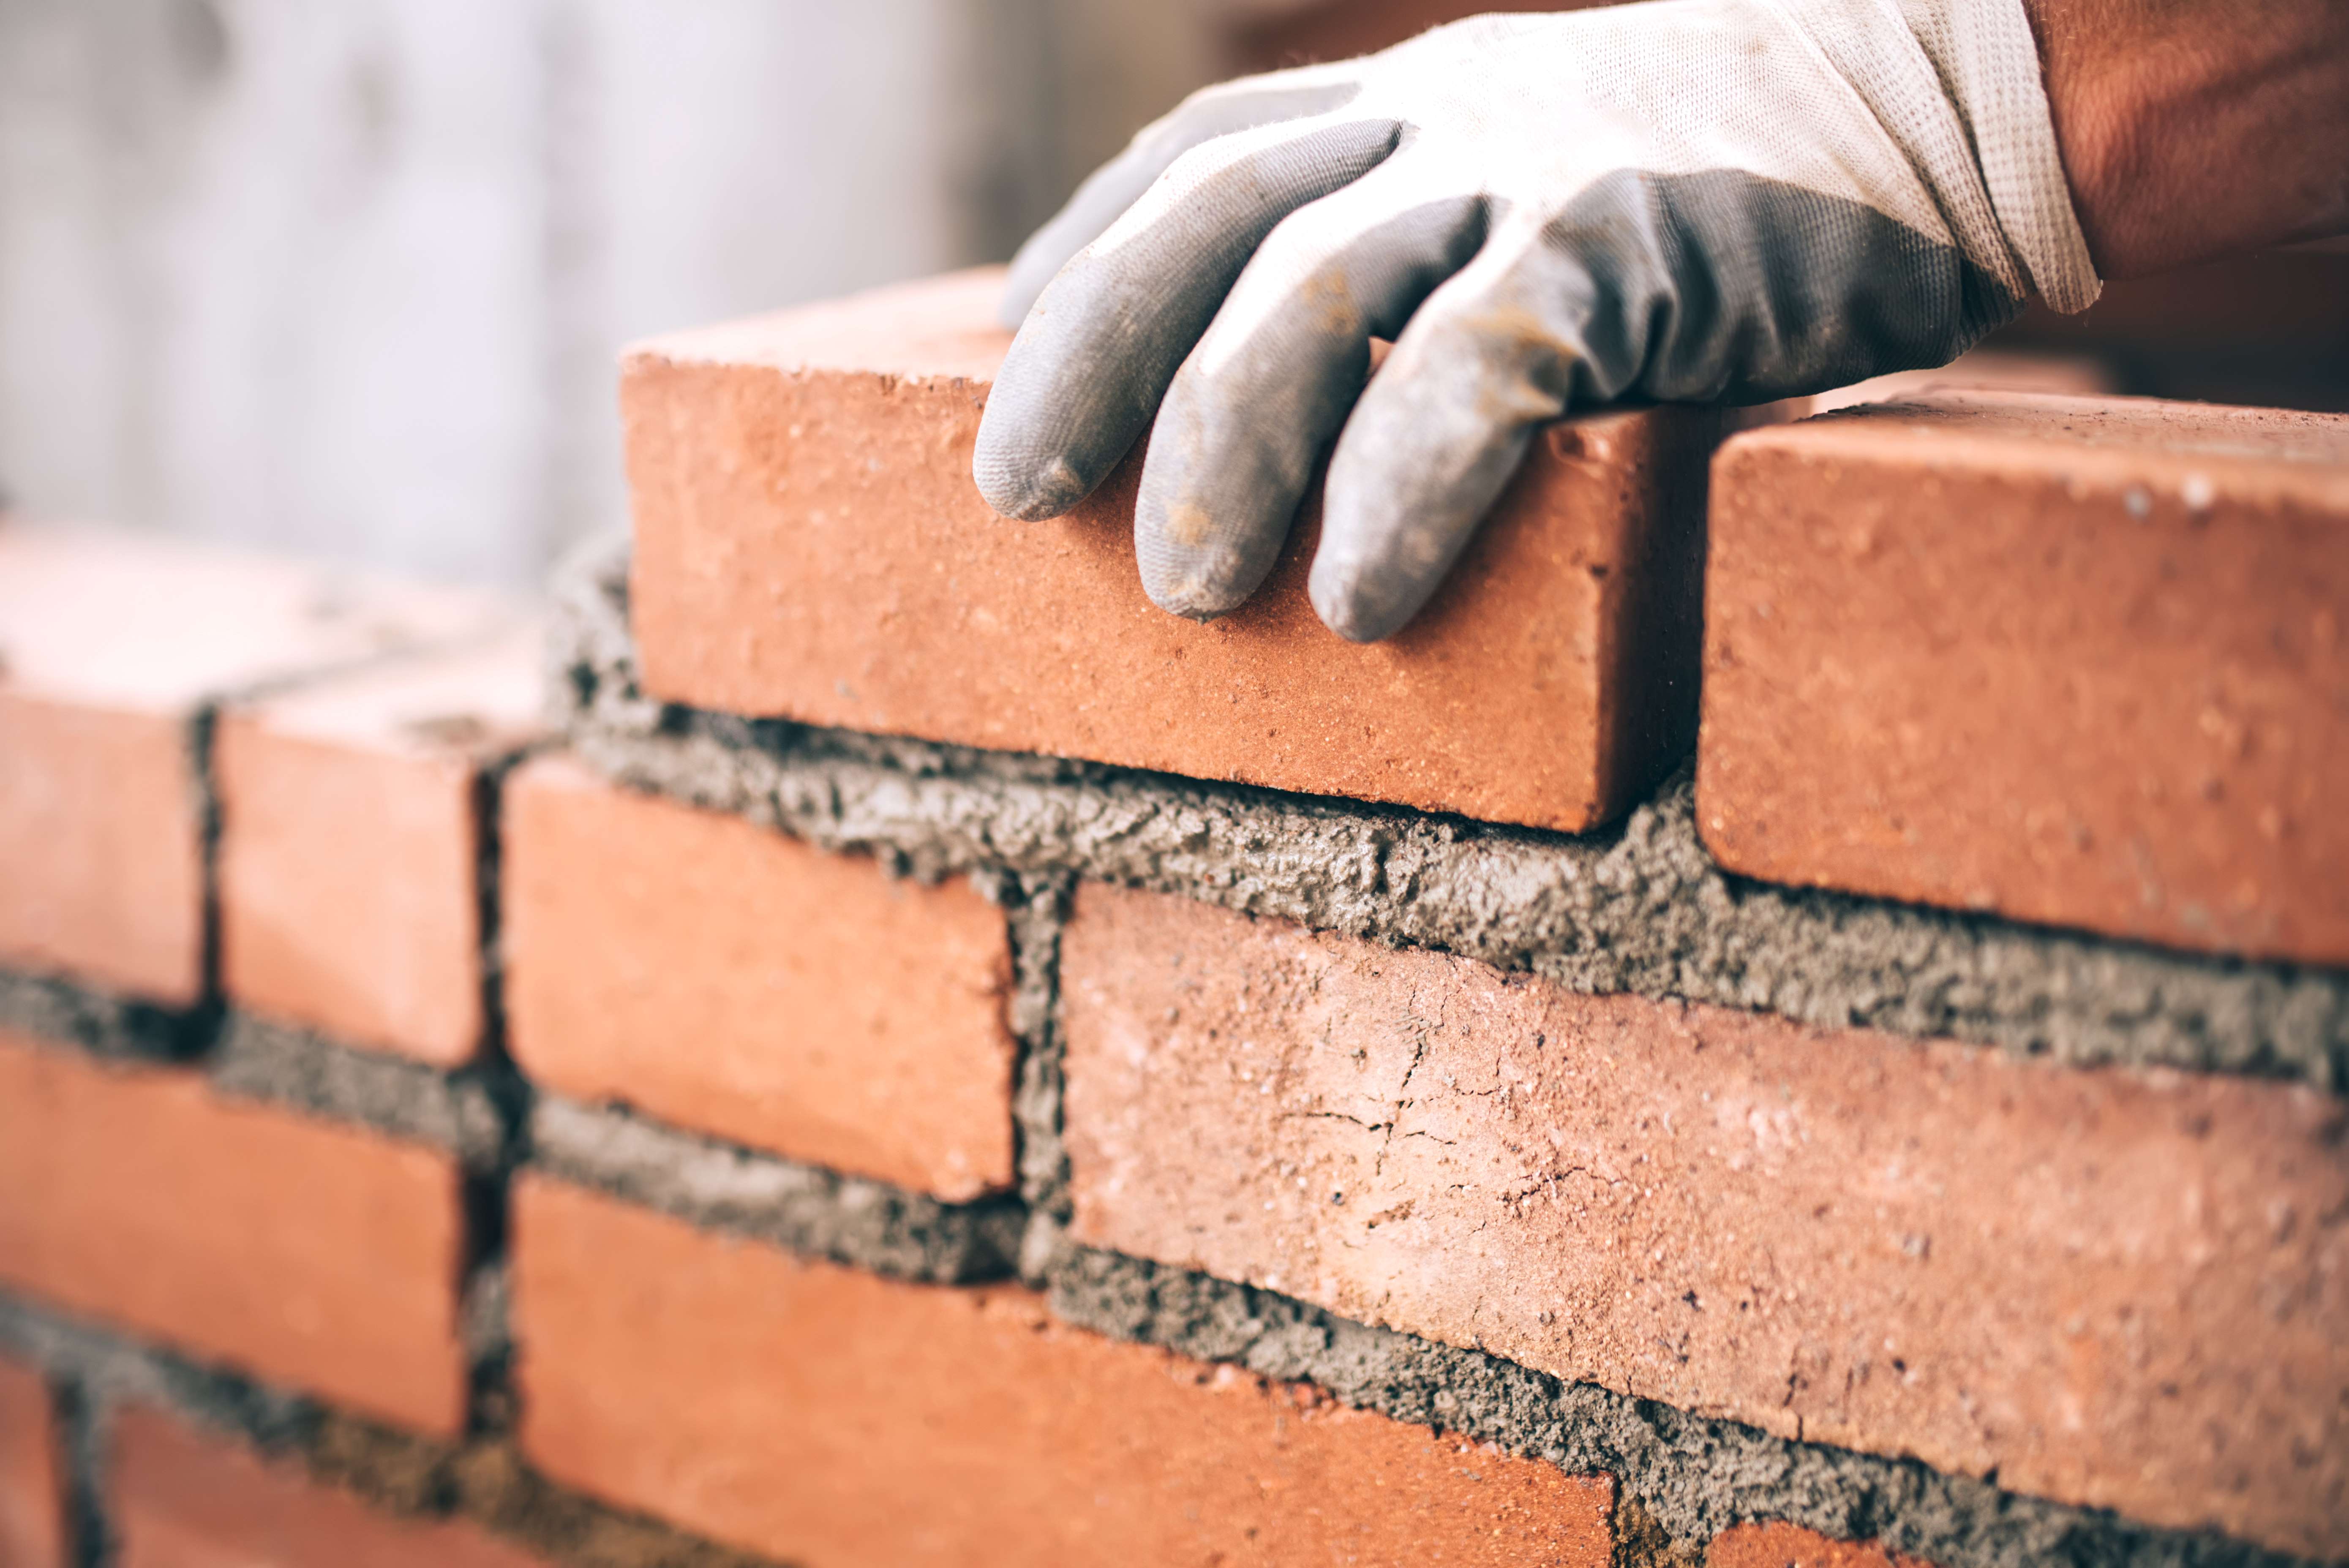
[506,757,1016,1200]
[0,1357,62,1568]
[0,1029,469,1435]
[1707,1522,1928,1568]
[0,525,501,1003]
[621,267,1718,833]
[512,1175,1615,1568]
[1057,884,2349,1560]
[111,1405,545,1568]
[218,627,540,1064]
[1700,392,2349,965]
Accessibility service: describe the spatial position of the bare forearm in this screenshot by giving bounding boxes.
[2024,0,2349,276]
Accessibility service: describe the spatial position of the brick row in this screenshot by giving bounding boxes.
[510,1173,1616,1568]
[0,1029,471,1435]
[1055,883,2348,1561]
[0,1357,63,1567]
[620,267,1717,833]
[110,1405,542,1568]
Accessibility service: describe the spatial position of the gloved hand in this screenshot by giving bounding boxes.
[973,0,2098,641]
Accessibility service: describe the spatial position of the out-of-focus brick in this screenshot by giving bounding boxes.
[0,1029,469,1435]
[111,1405,545,1568]
[1700,392,2349,964]
[622,267,1719,833]
[512,1175,1614,1568]
[504,757,1015,1200]
[0,1358,63,1568]
[217,626,541,1064]
[1056,883,2349,1560]
[1706,1522,1929,1568]
[0,525,502,1004]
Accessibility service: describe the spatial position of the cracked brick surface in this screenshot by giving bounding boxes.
[1057,883,2349,1559]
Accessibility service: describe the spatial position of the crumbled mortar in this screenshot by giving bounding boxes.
[1044,1248,2318,1568]
[1002,872,1074,1233]
[211,1013,509,1170]
[529,1096,1023,1285]
[553,536,2349,1091]
[0,966,210,1063]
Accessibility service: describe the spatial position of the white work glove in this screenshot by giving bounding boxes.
[974,0,2098,641]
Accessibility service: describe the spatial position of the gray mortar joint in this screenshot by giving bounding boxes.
[552,534,2349,1092]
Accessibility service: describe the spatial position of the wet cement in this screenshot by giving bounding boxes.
[554,536,2349,1091]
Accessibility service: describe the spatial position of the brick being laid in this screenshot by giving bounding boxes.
[1700,391,2349,965]
[0,524,507,1006]
[216,624,542,1066]
[1055,882,2349,1561]
[0,1027,471,1436]
[620,267,1720,833]
[509,1173,1616,1568]
[503,755,1018,1201]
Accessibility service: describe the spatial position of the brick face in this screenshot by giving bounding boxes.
[1699,392,2349,964]
[621,268,1717,833]
[0,1029,469,1435]
[217,628,540,1064]
[1706,1522,1928,1568]
[511,1174,1614,1568]
[504,756,1016,1199]
[111,1405,545,1568]
[0,525,504,1003]
[0,1358,62,1568]
[1057,883,2349,1561]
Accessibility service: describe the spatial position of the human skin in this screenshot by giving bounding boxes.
[2023,0,2349,275]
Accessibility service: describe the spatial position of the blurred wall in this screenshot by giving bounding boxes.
[0,0,1222,587]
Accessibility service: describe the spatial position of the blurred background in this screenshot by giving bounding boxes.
[3,0,2343,591]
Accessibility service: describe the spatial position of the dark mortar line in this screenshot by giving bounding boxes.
[1002,871,1075,1284]
[1041,1246,2322,1568]
[550,534,2349,1093]
[0,1293,782,1568]
[185,703,225,1023]
[0,967,211,1065]
[208,1012,508,1169]
[528,1095,1025,1286]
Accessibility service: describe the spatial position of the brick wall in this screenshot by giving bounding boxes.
[0,263,2342,1568]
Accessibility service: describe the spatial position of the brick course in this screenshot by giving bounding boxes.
[0,1029,469,1435]
[218,627,540,1064]
[511,1174,1615,1568]
[1057,882,2349,1560]
[0,1357,62,1568]
[621,268,1717,833]
[111,1405,545,1568]
[505,757,1017,1200]
[0,525,503,1004]
[1700,392,2349,964]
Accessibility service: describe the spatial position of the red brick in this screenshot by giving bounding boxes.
[511,1174,1612,1568]
[217,627,541,1064]
[0,525,504,1003]
[1057,883,2349,1560]
[1706,1522,1930,1568]
[0,1358,63,1568]
[1700,392,2349,964]
[111,1405,544,1568]
[0,1029,469,1435]
[504,757,1016,1199]
[622,268,1717,833]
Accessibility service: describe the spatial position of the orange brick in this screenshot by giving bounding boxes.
[0,1029,469,1435]
[1706,1522,1930,1568]
[0,525,503,1003]
[0,1358,63,1568]
[622,268,1717,833]
[512,1174,1612,1568]
[1700,392,2349,964]
[111,1405,544,1568]
[217,627,540,1064]
[1057,883,2349,1560]
[504,757,1015,1199]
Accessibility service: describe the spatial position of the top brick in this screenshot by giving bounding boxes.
[1700,393,2349,964]
[0,524,506,1003]
[621,268,1720,833]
